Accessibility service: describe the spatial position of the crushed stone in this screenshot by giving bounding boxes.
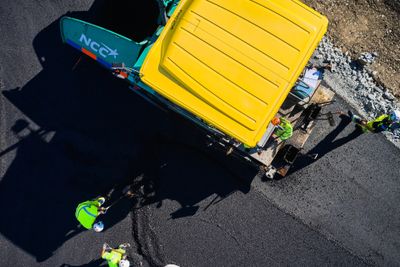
[311,37,400,148]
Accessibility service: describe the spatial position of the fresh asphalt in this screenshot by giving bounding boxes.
[0,1,399,266]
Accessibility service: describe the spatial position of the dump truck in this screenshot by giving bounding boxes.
[60,0,333,178]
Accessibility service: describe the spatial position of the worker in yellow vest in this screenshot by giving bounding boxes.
[272,117,293,141]
[75,197,107,232]
[349,110,400,133]
[101,243,130,267]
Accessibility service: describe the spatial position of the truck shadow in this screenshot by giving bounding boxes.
[156,143,254,220]
[0,0,255,262]
[131,126,255,220]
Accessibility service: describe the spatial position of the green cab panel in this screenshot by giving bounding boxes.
[60,16,146,69]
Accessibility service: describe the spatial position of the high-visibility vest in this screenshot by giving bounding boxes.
[274,118,293,141]
[366,114,391,133]
[75,200,100,229]
[102,248,126,267]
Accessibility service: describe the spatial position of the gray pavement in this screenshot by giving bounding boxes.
[253,97,400,266]
[0,0,398,266]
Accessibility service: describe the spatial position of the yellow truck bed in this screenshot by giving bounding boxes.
[140,0,328,147]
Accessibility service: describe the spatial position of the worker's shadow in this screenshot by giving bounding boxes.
[289,113,363,174]
[0,0,162,262]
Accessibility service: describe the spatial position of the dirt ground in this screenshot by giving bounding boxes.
[303,0,400,97]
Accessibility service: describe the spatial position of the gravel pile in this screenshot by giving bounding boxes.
[311,37,400,147]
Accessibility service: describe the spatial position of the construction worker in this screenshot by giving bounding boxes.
[101,243,130,267]
[75,197,107,232]
[272,117,293,141]
[350,110,400,133]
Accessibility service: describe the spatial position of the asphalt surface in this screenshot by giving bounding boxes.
[0,1,399,266]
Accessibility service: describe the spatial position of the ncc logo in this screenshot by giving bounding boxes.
[79,33,119,59]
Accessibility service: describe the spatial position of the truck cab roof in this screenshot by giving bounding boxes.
[140,0,328,147]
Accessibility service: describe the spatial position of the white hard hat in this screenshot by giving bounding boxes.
[390,110,400,121]
[119,259,130,267]
[93,221,104,232]
[164,265,180,267]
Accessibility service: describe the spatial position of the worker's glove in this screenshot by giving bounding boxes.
[103,243,112,252]
[99,207,108,214]
[119,243,131,250]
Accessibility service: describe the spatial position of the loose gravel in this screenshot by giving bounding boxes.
[311,37,400,147]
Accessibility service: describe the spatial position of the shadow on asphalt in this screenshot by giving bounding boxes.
[60,258,104,267]
[137,129,255,220]
[0,0,256,263]
[289,113,363,174]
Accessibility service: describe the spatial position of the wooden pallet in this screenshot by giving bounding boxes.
[247,85,334,168]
